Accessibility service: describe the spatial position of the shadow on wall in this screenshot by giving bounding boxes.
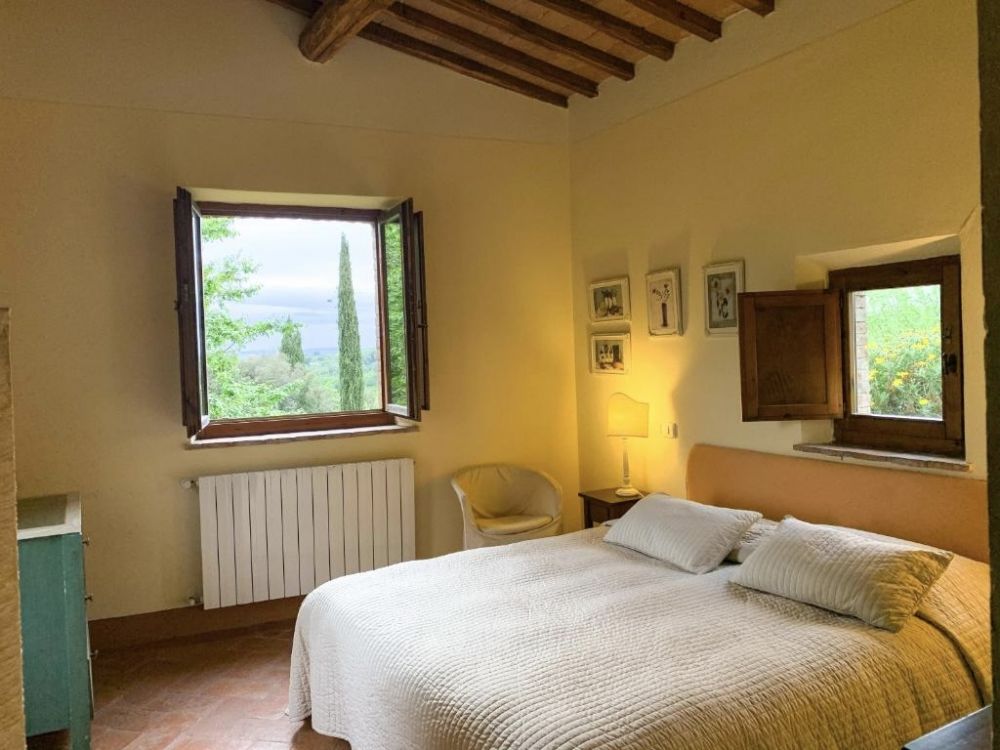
[416,473,464,558]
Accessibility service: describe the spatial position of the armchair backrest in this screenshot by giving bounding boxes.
[451,464,560,519]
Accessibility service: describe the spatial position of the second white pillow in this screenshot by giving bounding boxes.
[604,494,761,574]
[731,517,953,631]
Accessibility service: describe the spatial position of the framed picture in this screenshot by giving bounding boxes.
[703,261,744,335]
[588,277,630,322]
[646,268,682,336]
[590,334,631,374]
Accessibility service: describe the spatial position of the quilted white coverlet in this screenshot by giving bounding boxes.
[288,528,990,750]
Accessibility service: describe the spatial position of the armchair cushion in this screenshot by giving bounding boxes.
[477,514,554,536]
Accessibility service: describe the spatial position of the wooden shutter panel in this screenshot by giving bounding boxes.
[411,210,429,412]
[739,290,844,422]
[379,199,418,419]
[173,187,209,437]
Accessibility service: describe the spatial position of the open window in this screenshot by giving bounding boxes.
[738,255,963,458]
[173,188,429,441]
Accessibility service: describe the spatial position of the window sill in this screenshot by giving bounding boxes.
[186,422,417,449]
[793,443,970,473]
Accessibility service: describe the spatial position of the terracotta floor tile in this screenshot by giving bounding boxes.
[163,737,253,750]
[91,725,142,750]
[83,621,347,750]
[95,703,201,736]
[121,731,179,750]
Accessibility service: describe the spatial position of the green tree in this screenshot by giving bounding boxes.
[383,221,408,405]
[279,315,306,368]
[865,286,942,418]
[203,254,291,419]
[201,216,237,243]
[337,233,364,411]
[200,217,308,419]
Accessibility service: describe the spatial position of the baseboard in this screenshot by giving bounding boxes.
[88,596,305,652]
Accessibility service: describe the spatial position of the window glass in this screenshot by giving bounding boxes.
[850,285,942,419]
[199,215,381,419]
[382,216,410,409]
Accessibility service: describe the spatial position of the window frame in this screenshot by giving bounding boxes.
[174,191,427,441]
[828,255,964,458]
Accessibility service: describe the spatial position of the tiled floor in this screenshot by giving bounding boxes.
[29,622,347,750]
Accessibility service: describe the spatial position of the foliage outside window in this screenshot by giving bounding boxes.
[853,286,942,420]
[173,191,428,441]
[200,217,383,421]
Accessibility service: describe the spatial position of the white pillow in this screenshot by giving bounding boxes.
[731,517,953,632]
[727,518,779,563]
[604,494,761,574]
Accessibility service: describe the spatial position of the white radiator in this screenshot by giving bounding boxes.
[197,458,415,609]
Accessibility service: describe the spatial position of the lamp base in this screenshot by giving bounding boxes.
[615,486,642,498]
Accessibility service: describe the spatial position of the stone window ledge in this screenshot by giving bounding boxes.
[793,443,970,473]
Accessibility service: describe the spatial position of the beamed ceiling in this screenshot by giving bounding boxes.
[267,0,774,107]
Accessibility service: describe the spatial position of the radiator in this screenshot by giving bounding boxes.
[197,458,415,609]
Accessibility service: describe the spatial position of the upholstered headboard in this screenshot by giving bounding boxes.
[686,444,988,562]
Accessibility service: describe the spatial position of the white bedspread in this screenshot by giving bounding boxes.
[288,528,990,750]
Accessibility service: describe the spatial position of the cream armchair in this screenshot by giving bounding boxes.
[451,464,563,550]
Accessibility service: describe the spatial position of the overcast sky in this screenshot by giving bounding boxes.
[202,217,380,354]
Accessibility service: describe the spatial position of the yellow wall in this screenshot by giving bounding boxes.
[569,0,986,495]
[0,2,577,619]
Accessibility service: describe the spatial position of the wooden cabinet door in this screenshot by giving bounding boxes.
[738,290,844,421]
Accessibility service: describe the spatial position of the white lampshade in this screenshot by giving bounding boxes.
[607,393,649,438]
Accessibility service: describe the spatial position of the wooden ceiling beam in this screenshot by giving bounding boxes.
[620,0,721,41]
[431,0,634,80]
[526,0,674,61]
[387,2,598,96]
[732,0,774,16]
[359,24,569,106]
[299,0,394,62]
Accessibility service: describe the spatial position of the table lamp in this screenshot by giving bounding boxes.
[607,393,649,497]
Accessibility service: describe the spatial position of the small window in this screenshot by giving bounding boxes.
[830,256,963,457]
[737,255,963,458]
[173,190,428,440]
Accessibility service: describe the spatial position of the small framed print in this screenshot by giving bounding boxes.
[590,333,631,374]
[703,261,744,335]
[646,268,682,336]
[588,277,630,323]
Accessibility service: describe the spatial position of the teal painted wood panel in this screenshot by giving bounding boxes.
[19,532,91,748]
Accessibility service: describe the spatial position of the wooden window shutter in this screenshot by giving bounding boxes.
[379,199,428,420]
[411,210,430,412]
[738,290,844,421]
[173,187,209,437]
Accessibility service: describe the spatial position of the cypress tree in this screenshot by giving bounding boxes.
[337,232,364,410]
[279,315,306,368]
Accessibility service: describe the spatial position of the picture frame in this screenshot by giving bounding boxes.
[703,260,745,335]
[646,268,682,336]
[590,333,631,374]
[588,277,630,323]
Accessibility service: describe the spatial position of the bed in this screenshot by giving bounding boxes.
[288,445,991,750]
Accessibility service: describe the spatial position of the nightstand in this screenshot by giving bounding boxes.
[579,488,645,528]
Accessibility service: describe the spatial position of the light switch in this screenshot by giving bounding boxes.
[661,422,679,439]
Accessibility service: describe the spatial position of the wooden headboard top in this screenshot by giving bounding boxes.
[686,444,988,562]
